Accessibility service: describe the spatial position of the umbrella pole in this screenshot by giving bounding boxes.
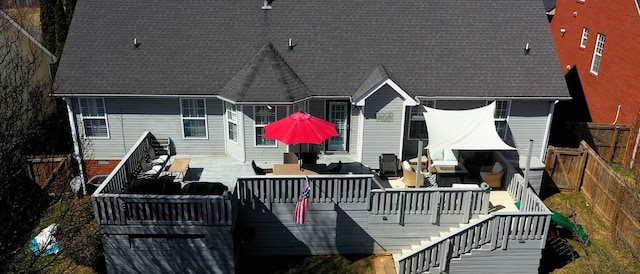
[299,145,303,171]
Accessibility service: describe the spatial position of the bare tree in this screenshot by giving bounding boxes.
[0,7,91,273]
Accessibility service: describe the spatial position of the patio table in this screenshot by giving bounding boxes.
[273,163,328,175]
[168,158,191,180]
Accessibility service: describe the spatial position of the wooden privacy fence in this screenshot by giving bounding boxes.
[546,141,640,259]
[566,122,631,165]
[27,155,74,194]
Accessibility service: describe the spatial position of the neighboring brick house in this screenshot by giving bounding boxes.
[549,0,640,167]
[550,0,640,125]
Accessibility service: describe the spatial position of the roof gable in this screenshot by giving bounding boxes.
[353,65,417,106]
[219,44,310,103]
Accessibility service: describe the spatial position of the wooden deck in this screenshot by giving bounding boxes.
[92,131,552,274]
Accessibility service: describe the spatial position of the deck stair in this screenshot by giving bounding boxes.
[392,215,485,273]
[151,137,171,155]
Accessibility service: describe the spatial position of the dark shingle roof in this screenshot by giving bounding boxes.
[55,0,569,101]
[219,44,310,103]
[352,65,390,101]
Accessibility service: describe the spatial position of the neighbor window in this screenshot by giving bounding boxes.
[254,106,276,146]
[590,33,606,75]
[636,0,640,16]
[79,98,109,138]
[408,100,435,140]
[225,102,238,142]
[492,100,510,138]
[180,98,207,138]
[580,27,589,48]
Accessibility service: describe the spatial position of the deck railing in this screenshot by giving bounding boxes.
[92,131,233,226]
[93,193,233,226]
[396,152,553,274]
[236,175,374,209]
[93,131,153,194]
[369,187,489,225]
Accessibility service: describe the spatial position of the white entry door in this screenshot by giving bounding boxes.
[327,101,348,151]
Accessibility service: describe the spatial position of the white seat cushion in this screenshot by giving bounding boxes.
[402,161,414,172]
[491,162,504,174]
[144,164,162,175]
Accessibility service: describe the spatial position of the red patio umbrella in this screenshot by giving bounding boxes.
[264,111,338,166]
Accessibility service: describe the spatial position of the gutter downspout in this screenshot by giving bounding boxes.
[630,112,640,169]
[540,100,559,161]
[64,97,86,195]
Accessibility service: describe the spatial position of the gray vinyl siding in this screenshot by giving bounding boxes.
[507,100,551,159]
[361,85,405,169]
[243,105,289,167]
[448,245,543,273]
[73,97,225,160]
[434,100,485,110]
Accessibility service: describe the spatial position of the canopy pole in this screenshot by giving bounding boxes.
[416,140,423,188]
[524,139,533,186]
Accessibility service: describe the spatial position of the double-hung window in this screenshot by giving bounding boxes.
[225,102,238,142]
[254,106,276,146]
[79,98,109,138]
[181,98,207,138]
[580,27,589,48]
[590,33,606,75]
[492,100,510,138]
[408,100,435,140]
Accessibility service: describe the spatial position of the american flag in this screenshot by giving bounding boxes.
[293,179,311,225]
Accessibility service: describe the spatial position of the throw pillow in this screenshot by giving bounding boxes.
[430,149,444,161]
[491,162,504,174]
[402,161,414,172]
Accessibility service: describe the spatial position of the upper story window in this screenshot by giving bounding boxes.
[580,27,589,48]
[635,0,640,16]
[408,100,435,140]
[79,98,109,138]
[180,98,207,138]
[225,102,238,142]
[590,33,606,75]
[491,100,510,138]
[254,106,276,146]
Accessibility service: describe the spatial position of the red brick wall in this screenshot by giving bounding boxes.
[550,0,640,125]
[84,160,120,179]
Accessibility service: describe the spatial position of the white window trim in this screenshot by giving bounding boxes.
[590,33,605,75]
[489,100,511,139]
[635,0,640,16]
[254,106,277,147]
[408,100,435,140]
[79,97,110,139]
[225,102,238,143]
[580,27,589,48]
[180,98,208,139]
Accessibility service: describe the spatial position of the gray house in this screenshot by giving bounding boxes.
[54,0,568,185]
[54,0,571,273]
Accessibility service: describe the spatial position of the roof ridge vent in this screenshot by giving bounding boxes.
[262,0,272,10]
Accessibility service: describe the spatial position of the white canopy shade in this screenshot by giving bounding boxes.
[423,102,516,150]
